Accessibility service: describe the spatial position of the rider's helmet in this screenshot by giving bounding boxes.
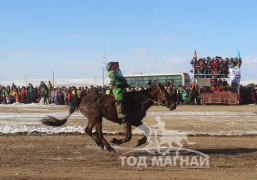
[106,61,115,71]
[106,61,119,71]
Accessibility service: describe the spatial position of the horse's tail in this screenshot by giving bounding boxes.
[40,96,82,127]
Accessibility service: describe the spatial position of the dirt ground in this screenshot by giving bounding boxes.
[0,105,257,179]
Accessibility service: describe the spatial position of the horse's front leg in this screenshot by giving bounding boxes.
[95,120,115,153]
[110,121,132,145]
[85,118,115,153]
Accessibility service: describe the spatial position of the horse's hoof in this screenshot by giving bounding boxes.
[135,142,141,147]
[135,140,146,147]
[110,138,121,145]
[96,142,104,150]
[110,149,116,153]
[98,144,104,150]
[107,147,116,153]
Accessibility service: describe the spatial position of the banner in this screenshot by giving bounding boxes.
[200,92,238,105]
[229,66,241,90]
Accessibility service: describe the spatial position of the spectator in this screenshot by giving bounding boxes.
[182,89,188,104]
[20,87,26,103]
[6,93,11,104]
[48,81,53,103]
[176,85,183,105]
[27,84,34,103]
[77,87,82,98]
[2,87,8,104]
[54,90,59,105]
[43,86,49,105]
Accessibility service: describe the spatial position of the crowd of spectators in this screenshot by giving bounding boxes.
[146,79,257,105]
[0,81,110,105]
[190,56,242,78]
[0,79,256,105]
[166,84,201,105]
[200,78,230,93]
[239,84,257,104]
[0,80,201,106]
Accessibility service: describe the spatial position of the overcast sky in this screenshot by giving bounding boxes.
[0,0,257,81]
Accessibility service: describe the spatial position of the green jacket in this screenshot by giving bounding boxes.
[108,70,129,101]
[177,87,183,94]
[108,70,129,88]
[2,89,8,97]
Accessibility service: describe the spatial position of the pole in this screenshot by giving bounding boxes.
[102,67,104,87]
[102,51,108,87]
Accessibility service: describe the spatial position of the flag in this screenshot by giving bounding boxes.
[237,49,241,60]
[193,49,197,60]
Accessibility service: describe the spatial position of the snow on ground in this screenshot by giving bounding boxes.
[0,103,257,135]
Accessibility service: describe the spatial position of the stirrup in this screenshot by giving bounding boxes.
[119,117,126,124]
[118,113,126,124]
[118,113,126,119]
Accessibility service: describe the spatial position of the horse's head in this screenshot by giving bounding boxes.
[153,84,177,111]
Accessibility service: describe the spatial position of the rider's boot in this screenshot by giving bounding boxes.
[116,101,126,124]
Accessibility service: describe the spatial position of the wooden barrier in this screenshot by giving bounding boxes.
[200,92,238,105]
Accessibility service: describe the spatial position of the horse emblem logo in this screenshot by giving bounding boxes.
[137,116,195,156]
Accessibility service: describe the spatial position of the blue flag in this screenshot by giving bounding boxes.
[237,49,241,60]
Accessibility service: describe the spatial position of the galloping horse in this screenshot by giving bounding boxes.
[41,84,176,152]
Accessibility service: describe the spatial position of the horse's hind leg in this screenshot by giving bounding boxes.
[110,121,132,145]
[95,120,115,153]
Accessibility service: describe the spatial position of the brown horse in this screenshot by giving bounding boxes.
[41,84,176,152]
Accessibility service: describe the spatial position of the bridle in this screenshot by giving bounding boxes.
[157,86,168,104]
[140,85,169,106]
